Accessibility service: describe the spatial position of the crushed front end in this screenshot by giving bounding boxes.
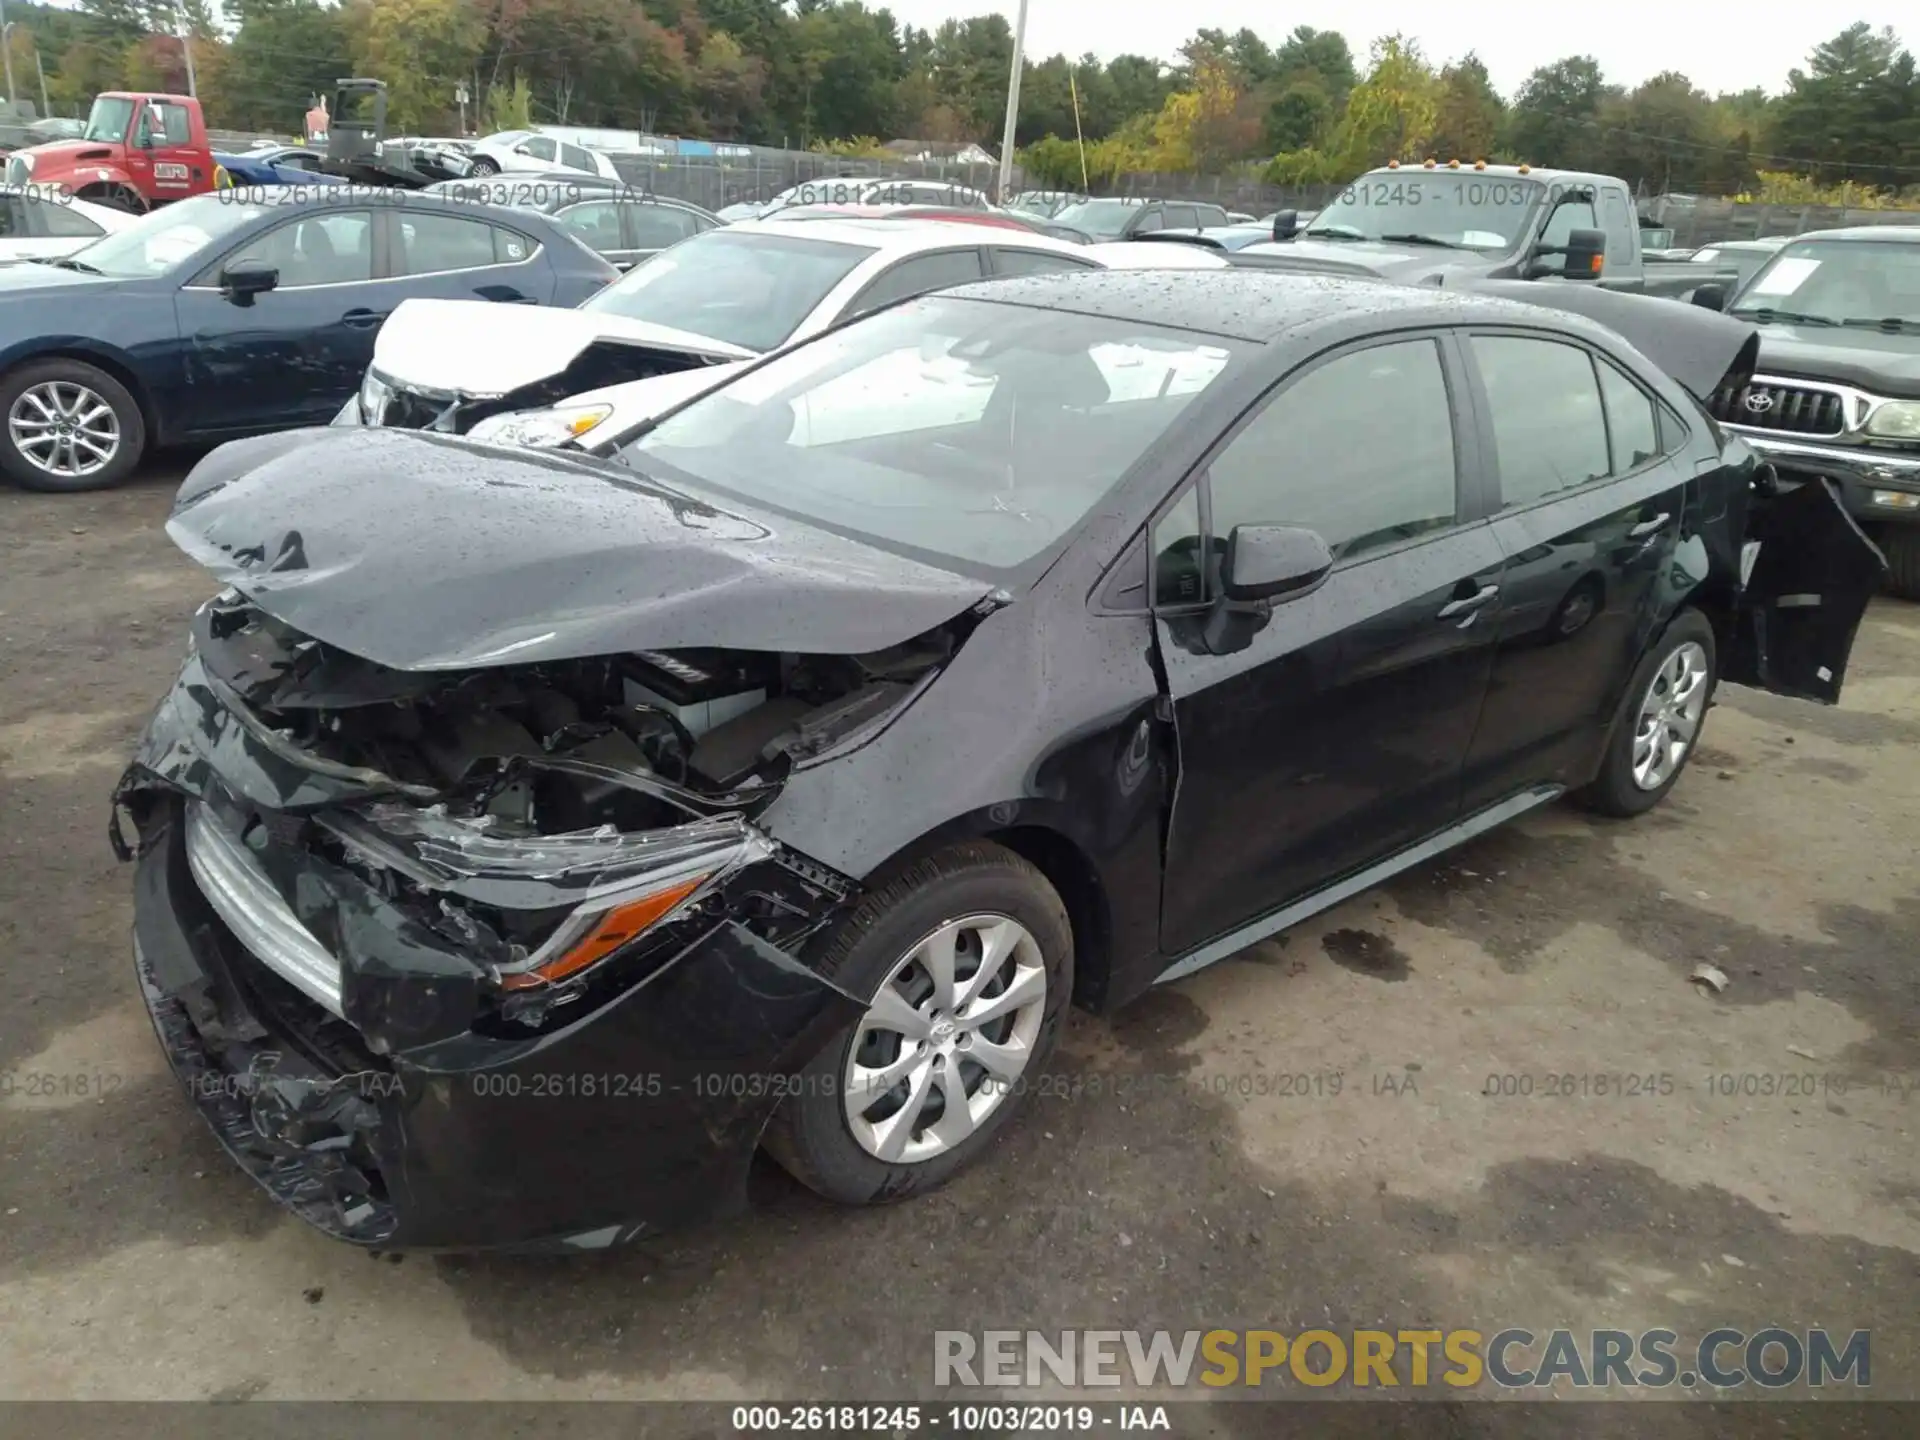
[110,592,920,1250]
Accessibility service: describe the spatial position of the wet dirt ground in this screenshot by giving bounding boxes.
[1,463,1917,1429]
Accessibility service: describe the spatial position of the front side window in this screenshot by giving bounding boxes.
[845,250,985,318]
[623,202,703,250]
[1539,195,1600,250]
[622,295,1248,573]
[1204,338,1459,566]
[1472,335,1610,506]
[227,211,374,287]
[584,229,876,352]
[520,137,558,162]
[145,102,192,145]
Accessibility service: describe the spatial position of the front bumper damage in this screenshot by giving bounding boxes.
[113,647,866,1251]
[1725,429,1920,523]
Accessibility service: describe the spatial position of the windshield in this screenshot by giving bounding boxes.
[82,96,136,144]
[1732,240,1920,325]
[63,192,277,278]
[619,295,1246,573]
[582,229,875,351]
[1052,200,1144,238]
[1306,174,1545,249]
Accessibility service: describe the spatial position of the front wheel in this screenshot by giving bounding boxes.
[1576,609,1717,817]
[1878,524,1920,601]
[0,358,146,492]
[467,155,500,176]
[764,841,1073,1205]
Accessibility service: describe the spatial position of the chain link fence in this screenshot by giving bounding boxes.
[1642,196,1920,246]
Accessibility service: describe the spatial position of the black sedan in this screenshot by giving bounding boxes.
[0,187,617,491]
[114,270,1881,1250]
[424,176,719,271]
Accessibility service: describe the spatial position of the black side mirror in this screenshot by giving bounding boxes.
[220,259,280,303]
[1271,209,1299,241]
[1222,524,1333,602]
[1529,224,1606,280]
[1691,282,1728,312]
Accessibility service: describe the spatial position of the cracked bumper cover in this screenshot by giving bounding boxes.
[117,663,864,1252]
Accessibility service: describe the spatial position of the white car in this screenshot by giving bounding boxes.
[0,186,140,265]
[342,217,1141,452]
[463,130,622,182]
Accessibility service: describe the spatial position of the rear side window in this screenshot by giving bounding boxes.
[1202,337,1459,567]
[991,247,1097,276]
[1596,357,1662,472]
[399,212,502,274]
[1472,335,1610,505]
[559,143,598,174]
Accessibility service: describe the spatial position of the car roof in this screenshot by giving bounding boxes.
[726,215,1086,255]
[1362,163,1611,186]
[935,267,1599,344]
[1769,225,1920,244]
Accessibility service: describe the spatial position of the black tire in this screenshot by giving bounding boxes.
[467,155,500,176]
[0,358,147,493]
[764,840,1074,1206]
[1880,525,1920,602]
[79,184,145,214]
[1576,608,1718,818]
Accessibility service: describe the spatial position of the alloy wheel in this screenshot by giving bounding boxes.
[842,913,1048,1164]
[1631,640,1709,790]
[8,381,121,480]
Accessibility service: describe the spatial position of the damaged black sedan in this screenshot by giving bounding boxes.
[115,270,1884,1251]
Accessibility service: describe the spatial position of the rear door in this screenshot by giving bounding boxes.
[1455,329,1694,808]
[1724,478,1885,703]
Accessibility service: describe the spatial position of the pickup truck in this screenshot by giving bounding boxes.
[1203,163,1739,297]
[1692,225,1920,597]
[3,91,218,212]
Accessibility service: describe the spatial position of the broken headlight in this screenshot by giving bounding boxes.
[358,369,394,425]
[466,403,615,450]
[318,804,775,994]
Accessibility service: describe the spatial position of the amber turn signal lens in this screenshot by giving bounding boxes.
[501,875,708,990]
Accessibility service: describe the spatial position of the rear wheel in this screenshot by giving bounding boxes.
[1879,525,1920,601]
[78,183,145,214]
[764,841,1073,1205]
[1576,609,1717,817]
[0,359,146,493]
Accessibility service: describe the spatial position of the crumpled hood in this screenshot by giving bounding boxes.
[371,298,758,399]
[1749,326,1920,399]
[167,427,994,671]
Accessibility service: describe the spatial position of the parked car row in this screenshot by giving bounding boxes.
[109,245,1884,1252]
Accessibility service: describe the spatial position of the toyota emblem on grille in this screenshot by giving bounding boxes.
[1744,391,1776,413]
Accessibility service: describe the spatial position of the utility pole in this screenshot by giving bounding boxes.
[33,44,46,116]
[1,8,18,111]
[995,0,1029,204]
[178,13,197,99]
[456,82,469,137]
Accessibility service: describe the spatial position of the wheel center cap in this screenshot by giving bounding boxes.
[930,1017,957,1043]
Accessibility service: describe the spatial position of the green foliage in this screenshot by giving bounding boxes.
[0,6,1914,205]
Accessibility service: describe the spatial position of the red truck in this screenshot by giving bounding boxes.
[3,92,219,212]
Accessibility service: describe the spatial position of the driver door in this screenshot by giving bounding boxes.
[131,98,211,200]
[1153,332,1510,961]
[175,208,383,434]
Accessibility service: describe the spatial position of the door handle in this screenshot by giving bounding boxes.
[1437,583,1500,620]
[1627,511,1671,539]
[342,309,384,328]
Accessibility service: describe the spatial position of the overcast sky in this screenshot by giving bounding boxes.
[888,2,1913,98]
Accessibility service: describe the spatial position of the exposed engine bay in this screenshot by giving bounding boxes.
[192,589,960,826]
[379,342,729,435]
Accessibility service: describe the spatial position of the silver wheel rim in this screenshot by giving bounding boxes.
[843,913,1048,1164]
[9,381,120,478]
[1631,640,1709,790]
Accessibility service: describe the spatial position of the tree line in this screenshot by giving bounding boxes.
[4,4,1917,196]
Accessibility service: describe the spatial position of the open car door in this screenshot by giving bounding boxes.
[1723,476,1887,704]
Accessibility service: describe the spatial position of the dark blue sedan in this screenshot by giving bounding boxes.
[0,187,619,491]
[213,145,348,187]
